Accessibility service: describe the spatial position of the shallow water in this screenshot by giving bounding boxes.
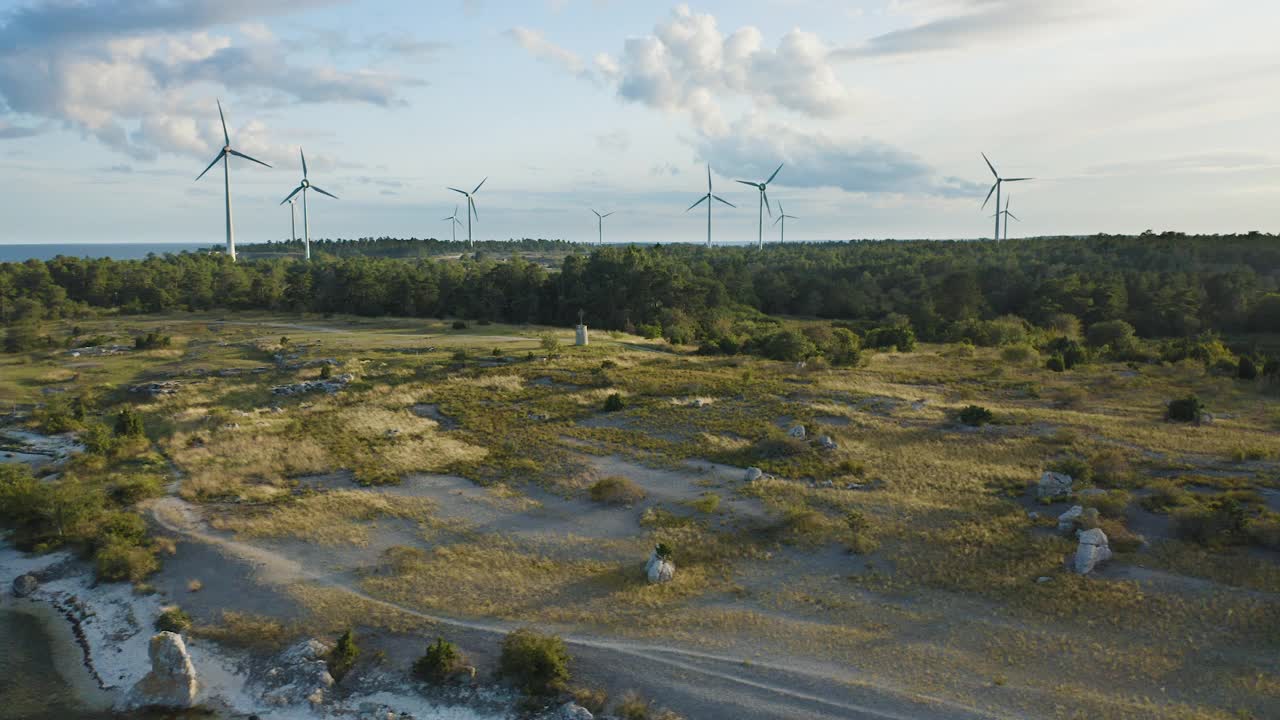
[0,608,110,720]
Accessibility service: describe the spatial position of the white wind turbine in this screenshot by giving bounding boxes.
[280,148,338,261]
[980,153,1031,241]
[447,178,486,248]
[286,197,297,245]
[773,202,798,243]
[737,163,783,249]
[442,205,463,243]
[591,209,614,245]
[195,100,271,262]
[686,165,735,247]
[991,195,1020,241]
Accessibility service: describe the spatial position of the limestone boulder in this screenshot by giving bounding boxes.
[645,549,676,584]
[1037,471,1074,501]
[258,639,335,708]
[11,573,38,598]
[788,424,807,439]
[744,466,764,482]
[125,632,199,709]
[1073,528,1112,574]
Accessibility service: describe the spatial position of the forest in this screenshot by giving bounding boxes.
[3,233,1279,358]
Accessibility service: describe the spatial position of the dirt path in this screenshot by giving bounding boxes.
[145,496,999,720]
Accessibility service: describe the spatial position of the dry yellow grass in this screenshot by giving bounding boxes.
[211,491,437,545]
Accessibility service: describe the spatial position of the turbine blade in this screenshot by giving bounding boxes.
[311,185,338,200]
[766,162,783,185]
[228,149,271,168]
[707,165,712,192]
[773,215,783,226]
[472,177,487,194]
[981,182,997,209]
[448,187,468,196]
[281,186,303,205]
[735,180,757,187]
[1004,177,1033,182]
[441,216,453,221]
[602,212,614,218]
[195,149,225,181]
[763,189,772,217]
[1007,212,1020,222]
[592,209,601,218]
[470,196,478,221]
[686,195,708,212]
[300,148,308,178]
[217,99,229,146]
[712,194,735,208]
[982,152,997,178]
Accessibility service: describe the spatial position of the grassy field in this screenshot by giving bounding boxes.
[2,312,1277,719]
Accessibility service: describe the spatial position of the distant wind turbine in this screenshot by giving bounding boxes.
[448,178,486,248]
[591,209,614,245]
[981,153,1031,241]
[286,197,297,245]
[686,165,735,247]
[991,195,1020,241]
[195,100,271,262]
[280,148,338,261]
[442,205,463,243]
[737,163,783,249]
[773,202,798,243]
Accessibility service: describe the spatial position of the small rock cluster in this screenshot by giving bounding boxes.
[1055,505,1111,575]
[257,638,335,708]
[645,547,676,584]
[1036,471,1074,501]
[129,381,181,398]
[270,374,353,396]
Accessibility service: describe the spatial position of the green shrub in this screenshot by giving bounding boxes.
[958,405,993,427]
[133,332,171,350]
[1082,489,1131,518]
[80,422,117,456]
[95,540,159,582]
[999,344,1037,364]
[1172,498,1248,546]
[822,327,862,366]
[34,398,81,434]
[761,329,816,362]
[539,334,561,353]
[687,493,720,513]
[414,637,466,684]
[1140,482,1193,513]
[1237,356,1258,380]
[653,542,673,560]
[499,628,570,696]
[752,436,807,459]
[1166,395,1205,423]
[95,511,148,550]
[865,324,916,352]
[617,691,651,720]
[589,476,646,505]
[1086,320,1136,349]
[452,320,469,330]
[1044,337,1086,369]
[1089,449,1133,487]
[572,687,609,714]
[319,363,333,380]
[156,607,193,633]
[114,407,144,437]
[1046,354,1066,373]
[328,629,360,682]
[1047,456,1093,485]
[602,393,625,412]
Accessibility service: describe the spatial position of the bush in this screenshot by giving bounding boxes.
[1238,356,1258,380]
[1047,455,1093,485]
[865,324,916,352]
[752,436,807,459]
[1089,449,1132,487]
[572,687,609,715]
[133,331,171,350]
[602,393,625,412]
[1085,320,1136,349]
[1081,489,1131,518]
[539,334,561,353]
[687,493,720,513]
[1140,482,1193,513]
[451,320,468,330]
[319,363,333,380]
[617,691,651,720]
[155,606,193,634]
[761,329,816,362]
[1000,344,1038,364]
[822,327,862,366]
[589,476,646,505]
[114,407,144,437]
[1166,395,1205,423]
[958,405,993,427]
[1046,354,1066,373]
[1044,337,1086,369]
[328,629,360,682]
[95,540,159,582]
[1172,498,1248,546]
[499,628,570,696]
[414,637,466,684]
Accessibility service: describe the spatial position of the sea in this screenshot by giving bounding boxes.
[0,608,110,719]
[0,243,212,263]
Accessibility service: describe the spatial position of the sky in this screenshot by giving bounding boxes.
[0,0,1277,246]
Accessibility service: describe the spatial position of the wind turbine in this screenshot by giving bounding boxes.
[286,197,297,246]
[980,153,1031,241]
[195,100,271,262]
[280,148,338,261]
[686,165,735,247]
[591,209,614,245]
[737,163,783,249]
[773,202,798,243]
[442,205,463,243]
[991,195,1020,241]
[447,178,486,248]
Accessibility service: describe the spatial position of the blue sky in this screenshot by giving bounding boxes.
[0,0,1277,245]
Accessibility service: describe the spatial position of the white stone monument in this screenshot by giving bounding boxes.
[575,309,589,346]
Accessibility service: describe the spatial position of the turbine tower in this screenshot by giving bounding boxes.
[737,163,783,249]
[280,148,338,261]
[591,209,614,245]
[773,202,798,243]
[286,197,297,246]
[195,100,271,262]
[991,195,1020,241]
[981,153,1031,241]
[442,205,463,243]
[447,178,486,248]
[686,165,735,247]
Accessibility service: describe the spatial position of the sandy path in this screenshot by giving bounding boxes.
[145,496,998,720]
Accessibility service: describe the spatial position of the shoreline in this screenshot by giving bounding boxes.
[0,594,115,714]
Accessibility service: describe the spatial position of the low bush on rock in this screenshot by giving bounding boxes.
[328,629,360,682]
[499,628,570,696]
[589,476,646,505]
[155,606,193,634]
[414,637,466,684]
[1167,395,1205,423]
[602,393,625,412]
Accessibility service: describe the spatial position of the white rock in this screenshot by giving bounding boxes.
[258,639,335,708]
[744,467,764,482]
[1037,471,1074,500]
[125,632,199,709]
[1073,528,1112,574]
[817,435,838,451]
[645,550,676,584]
[1057,505,1084,533]
[788,425,806,439]
[555,701,595,720]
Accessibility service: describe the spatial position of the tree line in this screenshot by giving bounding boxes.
[3,233,1278,351]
